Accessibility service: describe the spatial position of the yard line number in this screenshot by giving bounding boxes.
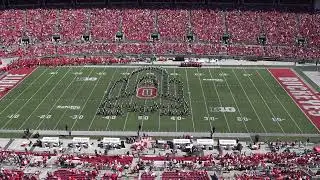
[7,114,20,119]
[272,117,284,122]
[203,79,224,82]
[138,116,149,120]
[38,115,52,119]
[210,107,236,113]
[102,116,117,120]
[236,117,250,122]
[243,73,252,77]
[204,117,216,121]
[73,72,83,75]
[97,72,106,76]
[194,73,204,76]
[70,115,84,120]
[171,116,184,121]
[170,73,179,76]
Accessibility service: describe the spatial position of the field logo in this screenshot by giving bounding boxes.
[136,87,158,99]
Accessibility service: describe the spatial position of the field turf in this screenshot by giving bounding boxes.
[0,66,318,135]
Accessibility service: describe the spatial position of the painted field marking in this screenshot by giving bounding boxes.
[18,68,71,129]
[268,68,320,133]
[242,68,285,134]
[106,68,129,131]
[0,68,44,115]
[0,68,37,99]
[123,69,142,131]
[87,69,118,131]
[184,69,195,132]
[2,69,58,129]
[257,69,303,133]
[53,68,95,130]
[158,69,164,131]
[196,68,213,131]
[35,67,86,130]
[207,68,231,132]
[232,69,268,134]
[215,68,251,137]
[71,66,107,130]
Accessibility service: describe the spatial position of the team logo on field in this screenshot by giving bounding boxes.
[136,87,158,99]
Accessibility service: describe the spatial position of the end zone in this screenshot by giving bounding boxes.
[269,68,320,132]
[0,68,35,100]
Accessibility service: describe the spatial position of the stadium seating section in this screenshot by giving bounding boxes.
[0,9,319,60]
[0,149,318,179]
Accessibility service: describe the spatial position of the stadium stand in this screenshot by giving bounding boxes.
[122,9,154,42]
[0,140,318,179]
[0,1,319,179]
[0,7,319,60]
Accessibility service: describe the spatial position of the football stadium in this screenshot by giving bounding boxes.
[0,0,319,179]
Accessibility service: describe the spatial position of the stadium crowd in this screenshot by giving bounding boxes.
[0,6,319,180]
[0,9,319,61]
[0,136,318,179]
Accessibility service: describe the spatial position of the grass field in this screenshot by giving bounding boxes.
[0,66,318,135]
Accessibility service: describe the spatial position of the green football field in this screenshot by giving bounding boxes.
[0,66,318,135]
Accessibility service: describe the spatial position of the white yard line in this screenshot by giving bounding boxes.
[123,69,141,131]
[268,69,320,133]
[140,68,150,132]
[87,69,118,131]
[0,68,46,115]
[157,69,163,131]
[71,67,107,130]
[0,67,38,102]
[216,68,252,139]
[173,68,177,132]
[184,69,195,132]
[106,68,129,131]
[1,69,57,129]
[196,68,213,131]
[35,67,86,130]
[257,69,303,133]
[53,68,95,130]
[207,68,231,132]
[18,68,70,129]
[232,69,268,134]
[242,68,285,134]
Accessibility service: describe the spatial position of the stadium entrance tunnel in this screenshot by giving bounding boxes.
[96,67,189,117]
